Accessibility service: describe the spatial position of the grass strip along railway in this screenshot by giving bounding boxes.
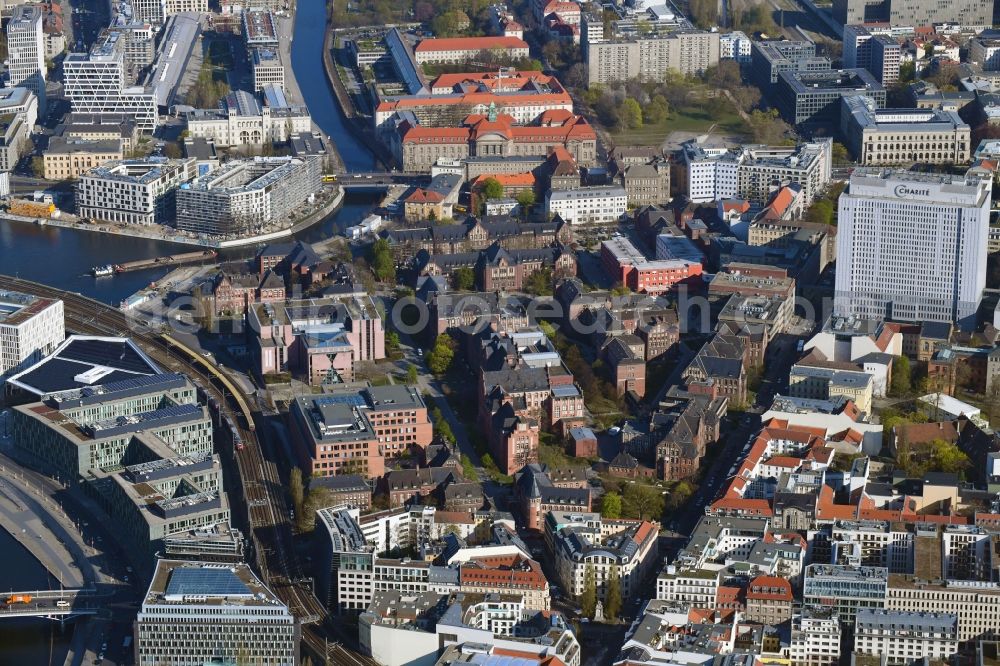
[0,275,377,666]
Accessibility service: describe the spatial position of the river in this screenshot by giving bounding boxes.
[0,0,378,304]
[0,1,377,660]
[0,530,73,665]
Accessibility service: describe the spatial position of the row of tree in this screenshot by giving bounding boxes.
[579,563,622,620]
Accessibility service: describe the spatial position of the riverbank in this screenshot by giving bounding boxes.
[320,2,395,168]
[1,187,345,250]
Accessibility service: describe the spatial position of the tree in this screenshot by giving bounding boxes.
[600,491,622,518]
[453,266,476,291]
[644,95,669,125]
[368,238,396,282]
[580,564,597,618]
[481,177,504,201]
[523,267,553,296]
[891,355,912,397]
[386,330,400,352]
[805,199,834,226]
[747,109,791,145]
[298,486,333,532]
[620,98,643,130]
[832,142,851,165]
[163,142,182,159]
[289,467,304,521]
[622,483,664,521]
[930,438,970,474]
[406,364,419,384]
[427,334,456,375]
[30,156,44,178]
[899,61,916,82]
[604,565,622,621]
[515,189,536,213]
[666,480,695,511]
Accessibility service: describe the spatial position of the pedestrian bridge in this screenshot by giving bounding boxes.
[0,588,102,620]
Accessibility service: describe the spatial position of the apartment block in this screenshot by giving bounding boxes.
[547,185,627,225]
[854,609,959,664]
[0,290,64,382]
[789,608,842,666]
[833,0,991,29]
[545,512,659,601]
[586,30,720,84]
[175,156,322,236]
[681,139,832,205]
[75,158,197,225]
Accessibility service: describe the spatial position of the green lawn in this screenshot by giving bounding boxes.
[610,104,750,145]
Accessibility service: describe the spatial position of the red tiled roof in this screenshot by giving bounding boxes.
[472,172,536,188]
[762,456,801,468]
[415,36,529,52]
[405,188,445,203]
[377,92,572,112]
[747,575,793,602]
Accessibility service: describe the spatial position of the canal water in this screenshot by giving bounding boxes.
[0,1,379,660]
[0,529,72,664]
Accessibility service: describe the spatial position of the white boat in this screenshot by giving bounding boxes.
[92,265,114,277]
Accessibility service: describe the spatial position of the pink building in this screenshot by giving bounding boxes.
[248,296,385,383]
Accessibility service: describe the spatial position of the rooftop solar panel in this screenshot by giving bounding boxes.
[13,359,138,394]
[59,338,154,374]
[164,567,252,598]
[312,394,367,408]
[7,336,162,396]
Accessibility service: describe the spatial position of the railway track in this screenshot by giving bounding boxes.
[0,275,378,666]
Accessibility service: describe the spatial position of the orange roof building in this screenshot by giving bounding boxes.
[398,112,597,172]
[414,36,529,65]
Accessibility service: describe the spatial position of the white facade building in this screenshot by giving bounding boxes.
[5,4,46,114]
[0,290,64,382]
[75,158,197,225]
[789,609,842,666]
[854,609,959,665]
[135,560,298,666]
[835,169,991,330]
[546,185,627,225]
[720,31,752,63]
[174,156,322,236]
[0,86,38,131]
[183,88,311,148]
[63,31,157,132]
[545,513,659,601]
[682,138,832,205]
